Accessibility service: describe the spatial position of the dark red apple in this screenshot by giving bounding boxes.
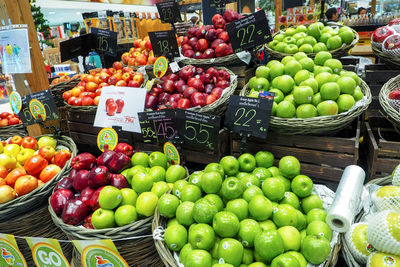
[179,65,195,80]
[191,92,206,107]
[211,87,224,99]
[177,84,188,94]
[183,50,195,58]
[97,150,116,167]
[224,9,239,22]
[217,69,230,81]
[212,14,226,29]
[89,186,105,211]
[206,67,218,77]
[79,187,95,207]
[218,31,230,43]
[168,73,179,82]
[62,199,88,225]
[205,29,218,42]
[108,152,131,173]
[51,189,74,215]
[211,39,224,50]
[188,78,204,92]
[194,51,203,59]
[145,94,158,110]
[55,177,74,191]
[181,36,189,45]
[159,92,171,104]
[196,26,207,39]
[169,93,182,102]
[188,27,197,38]
[73,170,90,192]
[196,67,204,75]
[188,37,198,48]
[215,43,230,57]
[196,39,209,52]
[200,73,214,85]
[150,85,163,97]
[110,174,129,189]
[87,166,111,188]
[183,87,197,99]
[182,44,193,51]
[204,84,215,94]
[162,79,176,94]
[83,213,94,229]
[203,48,215,59]
[177,98,190,109]
[216,80,230,89]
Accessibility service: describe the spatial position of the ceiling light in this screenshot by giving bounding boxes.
[49,11,55,14]
[76,12,81,15]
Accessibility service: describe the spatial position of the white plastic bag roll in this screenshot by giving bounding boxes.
[326,165,365,233]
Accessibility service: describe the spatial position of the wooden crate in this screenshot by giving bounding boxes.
[364,115,400,179]
[231,120,360,187]
[133,130,230,164]
[364,64,400,110]
[228,65,255,94]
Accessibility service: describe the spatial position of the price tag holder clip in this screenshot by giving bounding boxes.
[239,132,250,154]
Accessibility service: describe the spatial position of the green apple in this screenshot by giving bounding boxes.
[189,171,203,185]
[280,192,300,210]
[226,199,249,221]
[304,36,317,46]
[136,192,158,217]
[92,208,115,229]
[252,167,272,183]
[167,218,179,227]
[272,101,277,115]
[286,251,307,267]
[238,218,261,248]
[300,78,318,93]
[299,44,313,54]
[341,71,360,86]
[284,44,299,54]
[296,25,307,33]
[204,162,225,178]
[293,52,307,61]
[269,88,284,103]
[273,204,298,227]
[314,51,332,66]
[193,198,218,224]
[201,171,223,194]
[277,226,301,251]
[38,136,57,149]
[283,94,296,106]
[149,151,167,169]
[148,166,166,182]
[185,249,212,267]
[319,32,332,44]
[99,186,122,210]
[275,42,287,53]
[281,56,295,65]
[242,248,253,265]
[151,181,170,197]
[294,70,311,85]
[203,194,224,211]
[291,174,313,198]
[131,172,153,193]
[295,210,307,231]
[158,193,180,218]
[284,60,302,78]
[240,174,260,188]
[296,104,317,118]
[268,166,281,177]
[353,87,364,101]
[173,180,188,199]
[337,94,356,113]
[179,243,193,264]
[272,75,295,94]
[313,42,328,52]
[267,60,280,68]
[165,165,186,183]
[296,38,305,47]
[317,100,339,116]
[324,59,342,74]
[249,195,273,221]
[307,208,327,223]
[120,188,138,206]
[221,177,243,200]
[115,205,137,226]
[298,57,314,72]
[269,62,285,80]
[292,85,313,105]
[276,100,296,118]
[256,66,270,79]
[301,235,331,264]
[220,156,240,176]
[243,185,263,203]
[255,151,274,168]
[253,77,270,91]
[339,29,354,45]
[213,211,240,237]
[312,93,322,106]
[176,201,195,226]
[189,223,215,250]
[307,23,321,39]
[259,220,277,232]
[271,253,300,267]
[327,35,342,50]
[254,230,284,262]
[248,262,267,267]
[262,177,285,201]
[218,238,244,267]
[301,194,323,213]
[181,184,202,202]
[268,40,279,49]
[238,153,256,172]
[131,152,149,167]
[126,165,146,184]
[279,156,300,179]
[210,237,221,258]
[285,28,297,36]
[337,76,356,94]
[276,175,291,192]
[306,221,332,241]
[274,33,285,42]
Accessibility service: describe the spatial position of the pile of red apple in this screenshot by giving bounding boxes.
[145,65,232,110]
[50,143,133,227]
[181,10,242,59]
[0,112,22,127]
[121,36,157,66]
[62,62,145,107]
[372,18,400,56]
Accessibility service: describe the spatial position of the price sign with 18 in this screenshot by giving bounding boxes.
[148,30,180,58]
[226,10,272,53]
[156,1,182,23]
[224,95,274,139]
[138,109,176,143]
[176,109,220,152]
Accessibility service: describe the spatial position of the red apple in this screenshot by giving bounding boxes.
[89,186,105,211]
[183,87,197,99]
[216,80,230,89]
[196,39,209,52]
[200,73,214,85]
[87,166,110,188]
[179,65,195,80]
[206,67,218,77]
[217,69,230,81]
[203,48,215,59]
[51,189,75,215]
[224,9,239,22]
[188,27,197,38]
[145,94,158,110]
[205,29,218,42]
[212,14,226,29]
[211,87,223,99]
[194,51,203,59]
[191,92,206,107]
[79,187,95,207]
[196,67,204,75]
[162,79,176,94]
[188,37,198,48]
[113,61,123,70]
[211,39,224,50]
[62,199,88,225]
[204,84,215,94]
[215,43,230,57]
[110,174,129,189]
[183,50,195,58]
[159,92,171,104]
[169,93,183,103]
[177,98,190,109]
[218,31,230,43]
[188,78,204,91]
[128,80,140,87]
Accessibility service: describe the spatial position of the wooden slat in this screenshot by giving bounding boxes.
[68,121,102,135]
[301,163,344,183]
[69,131,131,146]
[67,110,96,123]
[375,157,400,174]
[378,140,400,158]
[365,122,380,180]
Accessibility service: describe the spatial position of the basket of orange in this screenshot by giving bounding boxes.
[0,134,77,265]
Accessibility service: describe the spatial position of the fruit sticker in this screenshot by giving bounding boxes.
[384,255,396,265]
[72,240,128,267]
[0,234,27,267]
[9,91,22,114]
[25,237,69,267]
[163,142,180,165]
[97,128,118,152]
[29,99,46,121]
[153,56,168,78]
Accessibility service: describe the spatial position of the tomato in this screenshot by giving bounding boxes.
[39,164,61,183]
[24,155,48,176]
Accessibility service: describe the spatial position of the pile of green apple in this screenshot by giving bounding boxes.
[268,23,355,55]
[247,51,364,118]
[157,151,334,267]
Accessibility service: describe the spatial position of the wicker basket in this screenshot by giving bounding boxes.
[180,53,247,66]
[379,74,400,132]
[0,134,77,220]
[372,45,400,68]
[187,67,237,115]
[0,124,27,141]
[240,80,371,135]
[50,78,81,107]
[265,25,359,60]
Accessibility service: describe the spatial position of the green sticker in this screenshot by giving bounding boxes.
[0,238,27,267]
[153,56,168,78]
[32,243,69,267]
[81,245,128,267]
[9,91,22,114]
[29,99,46,121]
[97,127,119,152]
[145,79,155,92]
[163,142,180,165]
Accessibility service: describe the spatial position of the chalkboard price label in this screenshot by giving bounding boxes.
[19,90,59,126]
[149,30,180,58]
[91,27,118,56]
[224,95,273,139]
[176,109,220,152]
[226,10,272,53]
[156,1,182,23]
[138,109,177,143]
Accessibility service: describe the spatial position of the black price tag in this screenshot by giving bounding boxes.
[226,10,272,53]
[19,90,59,126]
[138,109,177,143]
[60,34,92,62]
[176,109,220,152]
[224,95,273,139]
[210,0,235,7]
[149,30,180,58]
[91,27,118,56]
[156,1,182,23]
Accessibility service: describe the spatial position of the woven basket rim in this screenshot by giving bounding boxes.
[379,75,400,127]
[265,24,359,59]
[0,135,77,217]
[50,77,81,89]
[180,53,245,65]
[372,45,400,68]
[0,124,25,132]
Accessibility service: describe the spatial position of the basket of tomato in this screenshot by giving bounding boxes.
[0,134,77,265]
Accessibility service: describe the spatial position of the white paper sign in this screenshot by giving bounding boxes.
[94,86,146,133]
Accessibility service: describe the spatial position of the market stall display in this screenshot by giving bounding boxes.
[379,74,400,132]
[153,152,339,267]
[266,23,359,59]
[372,18,400,67]
[50,75,81,107]
[121,37,157,68]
